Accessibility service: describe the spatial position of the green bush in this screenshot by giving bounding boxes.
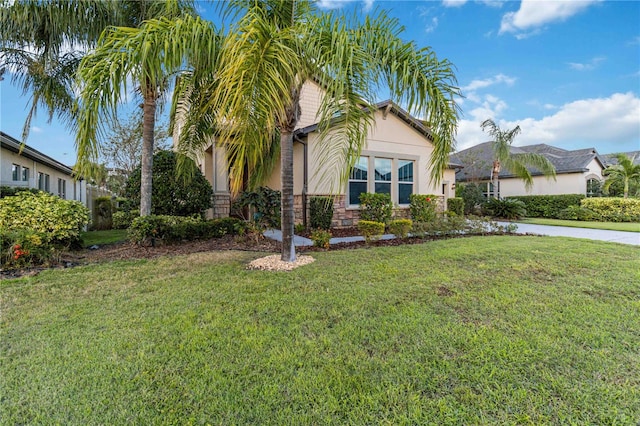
[0,186,41,198]
[359,193,393,224]
[357,220,385,243]
[460,183,486,215]
[112,210,139,229]
[124,150,213,217]
[581,197,640,222]
[409,194,438,222]
[93,196,115,231]
[484,198,527,220]
[447,197,464,216]
[0,191,90,247]
[557,206,602,221]
[231,187,281,228]
[0,229,54,269]
[128,215,245,245]
[508,194,584,218]
[388,219,412,238]
[412,215,467,237]
[309,196,334,230]
[310,229,331,249]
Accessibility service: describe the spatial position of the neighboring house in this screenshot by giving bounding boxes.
[192,81,457,227]
[0,131,110,214]
[601,151,640,166]
[450,142,607,198]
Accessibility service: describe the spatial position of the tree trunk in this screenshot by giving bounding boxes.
[280,130,296,262]
[624,178,629,199]
[140,88,156,216]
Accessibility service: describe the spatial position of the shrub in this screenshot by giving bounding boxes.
[128,215,245,245]
[460,183,486,215]
[409,194,438,222]
[484,198,527,220]
[310,229,331,249]
[93,196,115,230]
[412,215,467,237]
[508,194,584,218]
[309,196,334,230]
[557,206,602,221]
[0,229,54,269]
[0,191,90,247]
[231,187,281,228]
[447,197,464,216]
[0,186,41,199]
[581,197,640,222]
[359,193,393,224]
[124,150,213,217]
[112,210,139,229]
[357,220,385,243]
[388,219,412,238]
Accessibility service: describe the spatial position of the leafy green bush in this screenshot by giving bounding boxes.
[409,194,438,222]
[124,150,213,217]
[388,219,412,238]
[460,183,486,215]
[231,187,281,228]
[310,196,334,230]
[0,191,90,247]
[412,215,467,237]
[484,198,527,220]
[357,220,385,243]
[508,194,584,218]
[0,229,54,269]
[557,206,602,221]
[128,215,245,245]
[93,196,115,231]
[310,229,331,249]
[359,193,393,224]
[580,197,640,222]
[112,210,139,229]
[0,186,41,198]
[447,197,464,216]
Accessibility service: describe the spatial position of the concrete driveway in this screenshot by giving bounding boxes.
[498,222,640,246]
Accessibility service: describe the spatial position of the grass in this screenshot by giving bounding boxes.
[520,217,640,232]
[81,229,128,247]
[1,236,639,424]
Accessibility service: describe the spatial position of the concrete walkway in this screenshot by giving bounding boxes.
[265,223,640,247]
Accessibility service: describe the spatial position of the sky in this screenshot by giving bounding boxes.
[1,0,639,167]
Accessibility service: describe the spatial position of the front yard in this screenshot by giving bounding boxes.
[1,236,639,424]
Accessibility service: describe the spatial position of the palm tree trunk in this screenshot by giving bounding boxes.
[624,178,629,199]
[280,130,296,262]
[140,87,156,216]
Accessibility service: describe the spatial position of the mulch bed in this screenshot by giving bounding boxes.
[1,230,525,280]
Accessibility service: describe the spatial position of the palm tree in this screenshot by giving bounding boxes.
[480,119,556,198]
[74,2,219,216]
[603,153,640,198]
[175,0,460,262]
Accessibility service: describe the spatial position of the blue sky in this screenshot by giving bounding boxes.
[1,0,639,166]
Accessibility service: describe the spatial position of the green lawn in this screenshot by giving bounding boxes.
[520,217,640,232]
[81,229,128,247]
[2,236,639,424]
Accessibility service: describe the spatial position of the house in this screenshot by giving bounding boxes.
[450,142,607,198]
[0,131,110,213]
[193,81,457,227]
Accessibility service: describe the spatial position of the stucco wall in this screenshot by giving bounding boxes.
[296,81,324,129]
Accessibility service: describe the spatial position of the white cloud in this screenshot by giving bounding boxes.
[455,92,640,152]
[442,0,467,8]
[316,0,374,11]
[568,56,605,71]
[480,0,505,8]
[425,16,439,33]
[461,73,516,92]
[500,0,601,36]
[32,126,43,134]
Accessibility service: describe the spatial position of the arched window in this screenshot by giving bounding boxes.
[586,178,601,197]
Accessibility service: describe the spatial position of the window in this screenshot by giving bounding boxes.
[482,181,499,198]
[22,167,29,182]
[38,173,50,191]
[12,164,20,181]
[398,160,414,204]
[586,178,601,197]
[374,158,392,195]
[348,156,368,205]
[58,178,66,199]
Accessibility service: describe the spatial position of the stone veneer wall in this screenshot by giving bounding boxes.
[211,192,231,219]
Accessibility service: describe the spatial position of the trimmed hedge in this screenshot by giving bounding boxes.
[508,194,584,218]
[357,220,385,243]
[310,196,334,230]
[93,196,115,231]
[360,193,393,224]
[447,197,464,216]
[128,215,246,245]
[0,186,41,198]
[581,197,640,222]
[388,219,412,238]
[409,194,438,222]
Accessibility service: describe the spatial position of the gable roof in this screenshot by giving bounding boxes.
[450,142,606,182]
[1,131,74,176]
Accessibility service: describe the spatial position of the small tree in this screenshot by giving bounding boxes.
[124,150,212,217]
[603,154,640,199]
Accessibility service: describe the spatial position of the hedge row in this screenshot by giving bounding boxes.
[507,194,585,218]
[128,215,246,245]
[580,197,640,222]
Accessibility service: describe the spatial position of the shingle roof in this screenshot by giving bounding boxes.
[601,151,640,166]
[450,142,605,181]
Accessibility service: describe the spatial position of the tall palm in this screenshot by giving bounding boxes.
[480,119,556,198]
[0,0,118,141]
[75,2,218,216]
[603,153,640,198]
[177,0,460,262]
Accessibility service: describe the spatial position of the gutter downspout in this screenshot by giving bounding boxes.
[293,133,308,228]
